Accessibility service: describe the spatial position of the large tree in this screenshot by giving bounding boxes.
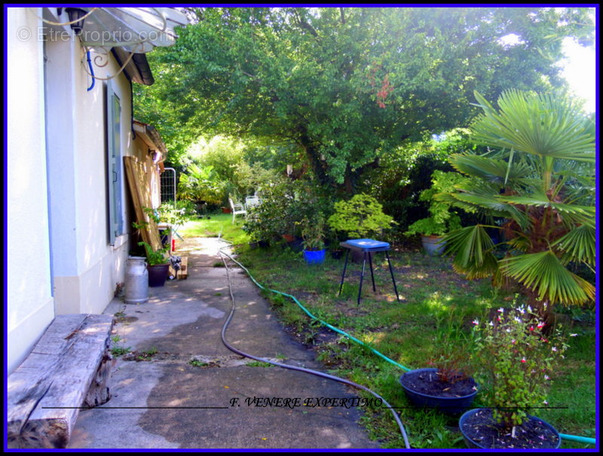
[136,7,593,190]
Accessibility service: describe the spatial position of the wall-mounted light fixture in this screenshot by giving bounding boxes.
[65,8,87,35]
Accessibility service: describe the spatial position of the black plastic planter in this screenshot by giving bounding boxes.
[400,368,478,415]
[459,408,561,449]
[148,263,170,287]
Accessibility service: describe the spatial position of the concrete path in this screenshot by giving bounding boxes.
[69,238,379,450]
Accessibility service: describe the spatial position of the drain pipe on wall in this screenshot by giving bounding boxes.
[218,250,411,449]
[218,242,596,448]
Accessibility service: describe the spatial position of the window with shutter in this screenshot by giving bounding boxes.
[106,81,124,245]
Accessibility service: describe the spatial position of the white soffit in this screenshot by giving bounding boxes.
[74,7,189,53]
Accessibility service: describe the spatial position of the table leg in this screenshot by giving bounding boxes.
[358,252,367,305]
[338,249,350,296]
[386,251,400,302]
[368,251,376,292]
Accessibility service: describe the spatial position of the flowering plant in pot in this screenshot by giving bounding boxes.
[400,317,478,414]
[460,301,569,449]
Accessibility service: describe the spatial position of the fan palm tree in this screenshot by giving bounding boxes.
[441,90,595,316]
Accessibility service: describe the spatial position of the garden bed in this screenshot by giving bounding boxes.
[181,219,596,449]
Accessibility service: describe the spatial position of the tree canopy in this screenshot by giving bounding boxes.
[135,7,594,191]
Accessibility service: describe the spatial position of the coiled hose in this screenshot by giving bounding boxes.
[218,248,411,449]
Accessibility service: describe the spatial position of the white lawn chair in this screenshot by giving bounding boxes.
[245,195,260,209]
[229,197,247,223]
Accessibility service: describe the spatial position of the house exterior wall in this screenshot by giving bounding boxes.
[7,8,55,373]
[6,7,144,373]
[44,23,133,317]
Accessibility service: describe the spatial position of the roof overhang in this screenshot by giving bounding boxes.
[112,48,154,85]
[133,120,167,171]
[45,7,189,86]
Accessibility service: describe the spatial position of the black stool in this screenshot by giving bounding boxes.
[338,239,400,305]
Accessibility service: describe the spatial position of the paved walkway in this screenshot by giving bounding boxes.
[69,238,379,450]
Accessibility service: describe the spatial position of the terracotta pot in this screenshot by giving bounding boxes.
[282,233,295,243]
[421,235,446,256]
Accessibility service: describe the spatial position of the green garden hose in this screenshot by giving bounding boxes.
[218,248,411,448]
[218,247,412,373]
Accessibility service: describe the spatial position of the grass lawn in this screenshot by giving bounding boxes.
[183,216,597,450]
[178,213,251,245]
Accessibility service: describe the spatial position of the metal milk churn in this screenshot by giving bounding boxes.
[125,256,149,303]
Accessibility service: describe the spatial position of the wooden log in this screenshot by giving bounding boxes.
[7,314,114,448]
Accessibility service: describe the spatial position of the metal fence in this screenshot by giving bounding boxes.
[160,167,176,203]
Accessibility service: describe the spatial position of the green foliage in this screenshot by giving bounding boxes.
[136,7,594,187]
[472,302,569,429]
[427,313,476,383]
[361,129,474,235]
[139,241,169,266]
[405,170,467,237]
[300,213,326,251]
[177,163,225,205]
[442,90,596,311]
[184,135,279,206]
[156,200,194,228]
[244,177,333,243]
[328,194,395,239]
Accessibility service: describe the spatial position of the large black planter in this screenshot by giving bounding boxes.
[148,263,170,287]
[400,368,478,415]
[459,408,561,449]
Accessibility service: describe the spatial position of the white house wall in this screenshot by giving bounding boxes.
[7,7,138,373]
[45,22,132,316]
[7,8,55,373]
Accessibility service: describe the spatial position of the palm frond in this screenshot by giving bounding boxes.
[552,224,596,267]
[448,192,530,230]
[499,251,596,306]
[472,90,595,163]
[443,225,499,279]
[499,195,595,228]
[449,153,533,186]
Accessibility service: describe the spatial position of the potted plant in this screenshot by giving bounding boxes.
[459,301,569,449]
[300,214,326,265]
[404,170,466,255]
[327,194,395,262]
[139,241,170,287]
[400,317,478,414]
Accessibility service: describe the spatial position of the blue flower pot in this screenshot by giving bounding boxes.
[303,249,326,265]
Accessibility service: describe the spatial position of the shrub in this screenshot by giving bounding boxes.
[327,193,395,239]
